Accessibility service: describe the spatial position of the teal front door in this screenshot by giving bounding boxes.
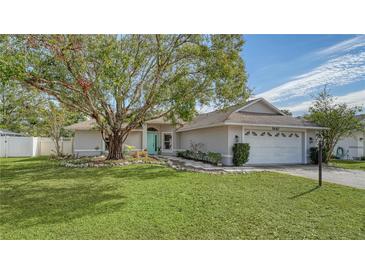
[147,132,158,154]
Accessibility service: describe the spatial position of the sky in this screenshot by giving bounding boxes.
[242,34,365,115]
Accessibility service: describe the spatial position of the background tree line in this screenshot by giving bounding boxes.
[0,81,85,155]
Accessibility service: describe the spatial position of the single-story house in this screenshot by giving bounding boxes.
[333,114,365,160]
[66,98,325,165]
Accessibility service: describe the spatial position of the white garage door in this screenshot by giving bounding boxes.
[244,130,303,164]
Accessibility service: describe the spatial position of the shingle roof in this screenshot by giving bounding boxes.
[177,98,323,132]
[65,98,325,131]
[0,129,26,136]
[174,105,242,131]
[147,117,183,124]
[65,120,98,130]
[65,117,182,130]
[226,113,320,127]
[355,114,365,121]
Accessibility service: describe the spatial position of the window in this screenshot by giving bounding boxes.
[163,132,173,151]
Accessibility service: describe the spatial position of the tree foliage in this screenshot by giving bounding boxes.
[280,109,292,116]
[0,34,249,159]
[307,89,363,162]
[0,81,84,140]
[0,82,47,135]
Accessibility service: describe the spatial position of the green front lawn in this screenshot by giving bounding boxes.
[329,159,365,171]
[1,157,364,239]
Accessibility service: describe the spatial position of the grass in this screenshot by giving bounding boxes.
[329,159,365,171]
[1,157,364,240]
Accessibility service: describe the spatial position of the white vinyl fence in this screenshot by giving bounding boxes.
[0,136,73,157]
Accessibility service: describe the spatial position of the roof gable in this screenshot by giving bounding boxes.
[234,98,285,116]
[177,98,325,132]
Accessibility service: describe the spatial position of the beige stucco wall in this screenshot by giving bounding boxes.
[74,130,104,156]
[74,129,143,156]
[333,131,364,159]
[125,131,142,149]
[179,126,229,156]
[227,125,242,149]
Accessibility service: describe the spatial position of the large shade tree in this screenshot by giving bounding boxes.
[0,34,248,159]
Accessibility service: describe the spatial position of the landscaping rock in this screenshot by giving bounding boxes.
[59,156,163,168]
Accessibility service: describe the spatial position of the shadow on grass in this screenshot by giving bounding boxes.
[0,158,179,230]
[1,158,178,184]
[0,181,126,229]
[289,186,321,199]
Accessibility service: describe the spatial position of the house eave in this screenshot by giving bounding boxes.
[176,122,327,132]
[66,127,143,132]
[176,123,226,132]
[224,122,328,130]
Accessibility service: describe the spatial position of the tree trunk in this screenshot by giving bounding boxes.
[325,138,337,163]
[106,134,125,160]
[52,137,62,157]
[55,139,61,156]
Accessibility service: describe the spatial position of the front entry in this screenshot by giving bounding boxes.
[147,132,159,155]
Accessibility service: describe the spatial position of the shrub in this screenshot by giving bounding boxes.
[177,149,222,165]
[232,143,250,166]
[123,145,136,155]
[309,147,328,164]
[139,150,148,158]
[207,152,222,165]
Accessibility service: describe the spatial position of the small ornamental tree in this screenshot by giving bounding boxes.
[307,89,363,162]
[0,35,249,159]
[41,101,84,156]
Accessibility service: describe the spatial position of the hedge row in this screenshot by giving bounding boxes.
[177,150,222,165]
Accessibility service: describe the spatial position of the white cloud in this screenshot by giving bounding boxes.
[316,35,365,56]
[286,89,365,113]
[258,52,365,103]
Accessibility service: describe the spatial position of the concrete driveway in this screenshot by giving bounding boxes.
[264,165,365,189]
[160,156,365,189]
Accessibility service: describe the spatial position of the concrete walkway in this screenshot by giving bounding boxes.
[159,156,365,189]
[158,156,265,173]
